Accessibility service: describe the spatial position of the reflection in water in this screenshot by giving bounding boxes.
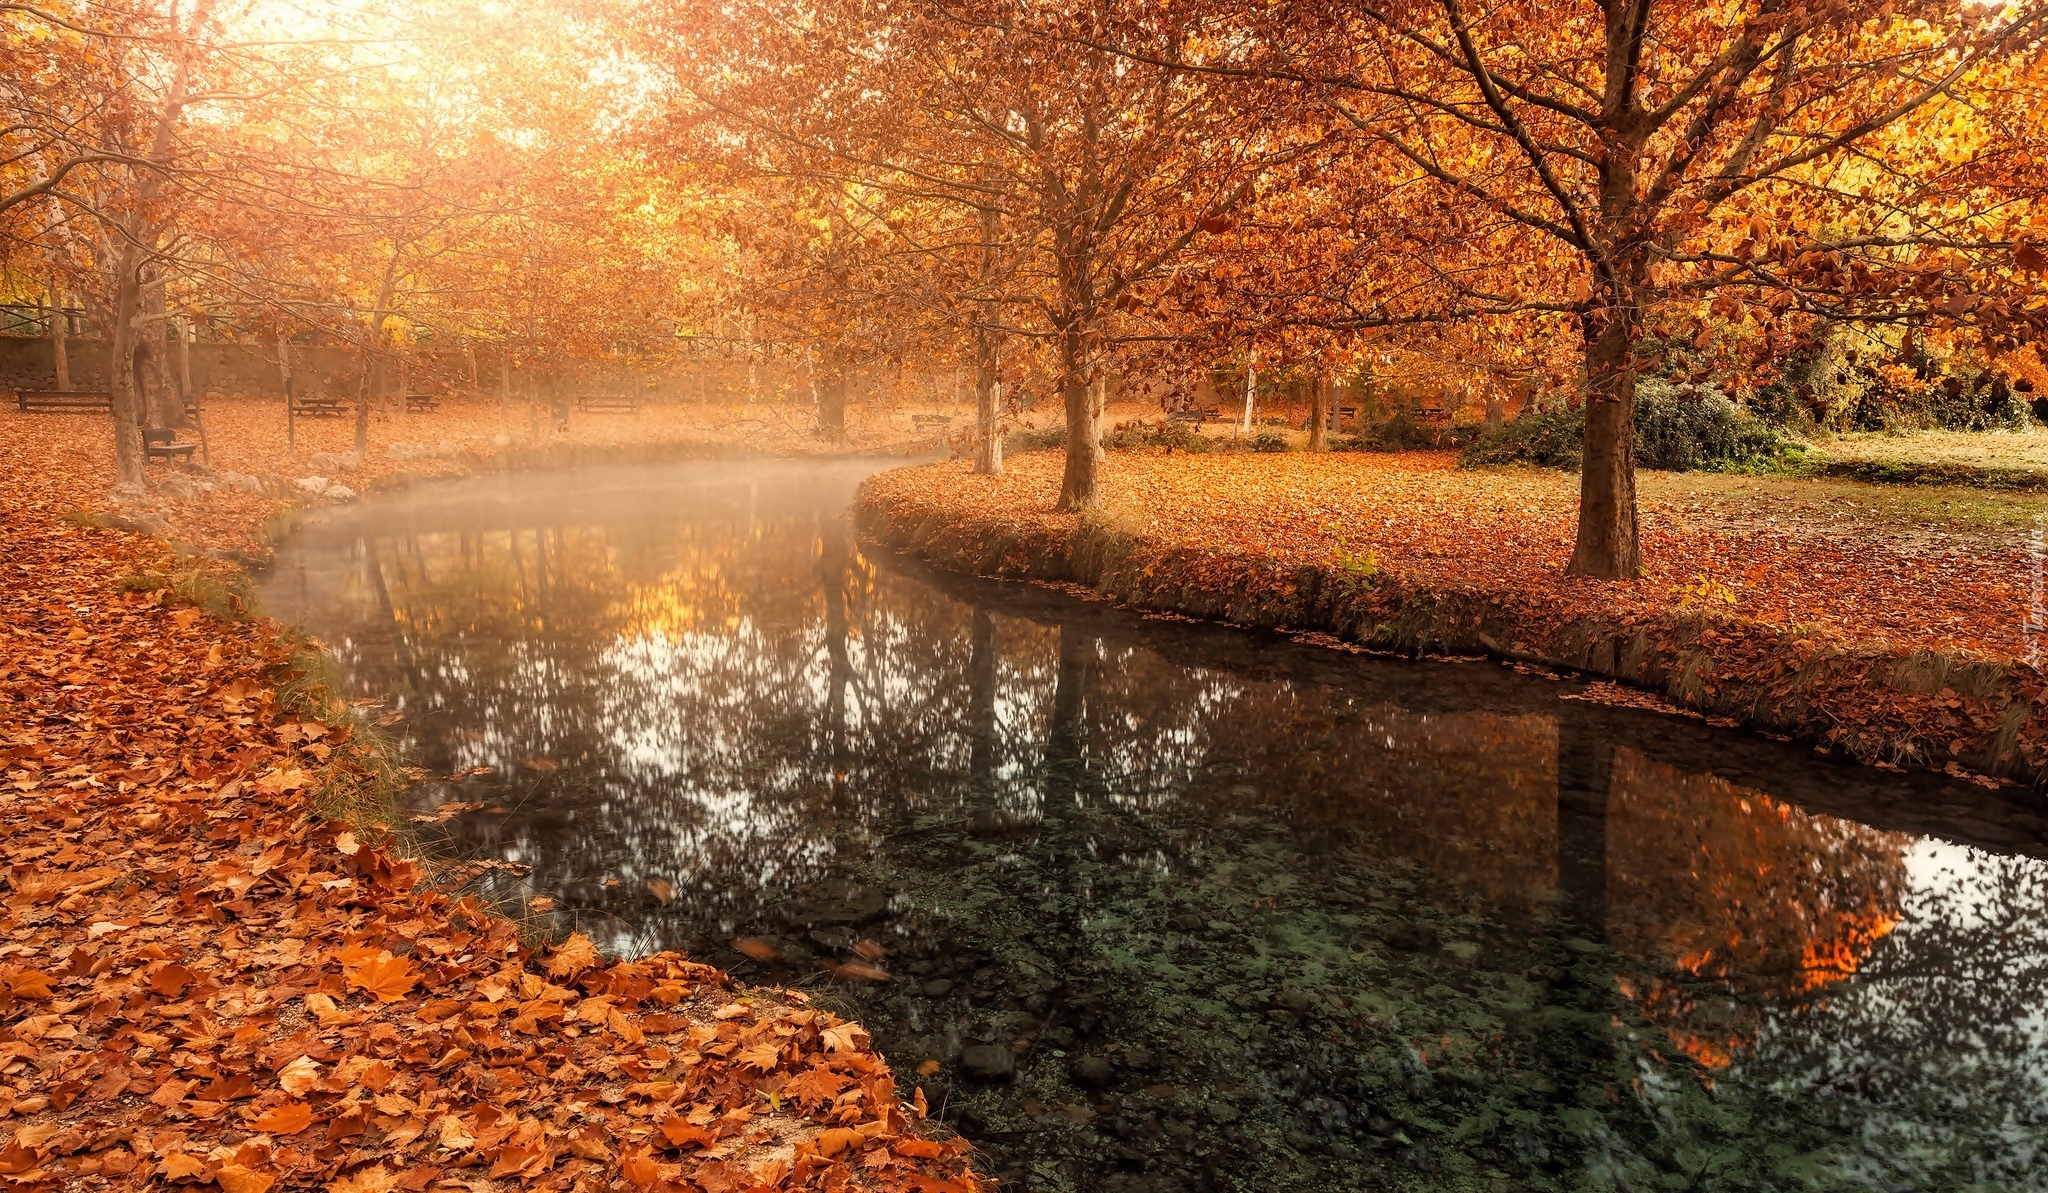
[267,460,2048,1193]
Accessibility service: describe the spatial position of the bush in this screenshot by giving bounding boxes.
[1248,430,1289,453]
[1752,334,2034,433]
[1329,412,1481,453]
[1459,404,1587,469]
[1102,419,1214,454]
[1461,381,1800,472]
[1004,424,1067,454]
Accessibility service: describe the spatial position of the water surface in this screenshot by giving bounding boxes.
[265,459,2048,1193]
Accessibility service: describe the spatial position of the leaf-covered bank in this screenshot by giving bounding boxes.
[856,454,2044,787]
[0,408,980,1192]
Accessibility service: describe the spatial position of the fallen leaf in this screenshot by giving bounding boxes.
[546,932,599,976]
[345,951,418,1003]
[252,1101,316,1135]
[277,1056,323,1096]
[619,1148,661,1189]
[327,1163,397,1193]
[160,1152,212,1181]
[733,937,782,962]
[214,1163,278,1193]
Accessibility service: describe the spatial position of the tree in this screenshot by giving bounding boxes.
[1144,0,2048,574]
[648,0,1305,503]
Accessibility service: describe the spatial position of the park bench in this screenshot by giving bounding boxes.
[143,428,197,464]
[1168,406,1221,424]
[16,389,112,413]
[576,393,641,414]
[292,394,348,418]
[911,413,952,431]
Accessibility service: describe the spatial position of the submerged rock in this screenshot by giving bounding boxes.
[960,1044,1015,1080]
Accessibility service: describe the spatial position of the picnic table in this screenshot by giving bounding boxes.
[576,394,642,414]
[405,392,442,412]
[1168,406,1222,424]
[911,413,953,431]
[292,394,348,418]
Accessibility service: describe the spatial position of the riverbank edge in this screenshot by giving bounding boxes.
[5,435,983,1189]
[854,468,2046,789]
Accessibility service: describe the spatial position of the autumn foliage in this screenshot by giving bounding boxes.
[0,409,980,1191]
[858,452,2041,782]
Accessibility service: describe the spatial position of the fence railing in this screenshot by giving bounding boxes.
[0,305,92,338]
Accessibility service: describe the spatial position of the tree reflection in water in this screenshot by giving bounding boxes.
[267,460,2048,1193]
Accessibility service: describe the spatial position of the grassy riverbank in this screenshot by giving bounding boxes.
[0,402,979,1191]
[857,451,2044,787]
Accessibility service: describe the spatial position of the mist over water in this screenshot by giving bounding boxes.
[265,459,2048,1193]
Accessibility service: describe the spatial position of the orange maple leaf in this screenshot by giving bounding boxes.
[547,932,600,976]
[345,951,418,1003]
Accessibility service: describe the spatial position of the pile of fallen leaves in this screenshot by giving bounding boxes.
[860,453,2043,782]
[0,409,982,1190]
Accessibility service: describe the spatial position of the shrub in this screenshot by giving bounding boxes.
[1248,430,1289,453]
[1461,381,1800,472]
[1328,412,1481,452]
[1460,404,1587,469]
[1101,419,1216,453]
[1004,424,1067,454]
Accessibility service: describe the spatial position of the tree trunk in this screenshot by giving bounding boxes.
[1555,715,1612,938]
[1056,328,1100,510]
[973,326,1003,475]
[281,335,296,453]
[1308,375,1329,452]
[1566,306,1641,578]
[142,275,181,428]
[818,351,847,442]
[48,275,70,390]
[968,606,997,791]
[178,316,194,408]
[393,354,409,428]
[105,246,146,487]
[353,347,374,457]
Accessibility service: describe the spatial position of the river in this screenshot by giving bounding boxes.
[263,457,2048,1193]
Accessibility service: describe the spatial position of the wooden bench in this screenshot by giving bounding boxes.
[16,390,111,413]
[910,413,952,431]
[292,395,348,418]
[1168,406,1221,424]
[405,392,442,412]
[576,394,641,414]
[143,428,197,464]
